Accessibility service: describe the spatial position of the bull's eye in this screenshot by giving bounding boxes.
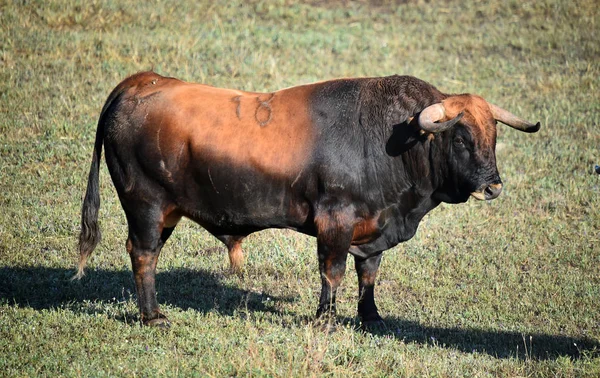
[454,137,465,146]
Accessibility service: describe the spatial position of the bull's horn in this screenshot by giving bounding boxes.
[418,103,463,133]
[489,103,540,133]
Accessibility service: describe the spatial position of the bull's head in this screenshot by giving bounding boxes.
[417,95,540,202]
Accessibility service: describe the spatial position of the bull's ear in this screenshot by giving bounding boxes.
[488,103,540,133]
[418,103,463,133]
[385,122,420,156]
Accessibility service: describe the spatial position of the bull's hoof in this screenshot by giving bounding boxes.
[361,319,387,332]
[313,310,338,334]
[143,316,171,328]
[228,266,244,277]
[320,321,337,334]
[313,316,337,334]
[359,314,387,332]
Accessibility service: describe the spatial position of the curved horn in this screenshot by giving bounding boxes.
[489,103,540,133]
[418,103,463,133]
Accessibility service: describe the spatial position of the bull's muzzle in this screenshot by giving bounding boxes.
[471,183,503,201]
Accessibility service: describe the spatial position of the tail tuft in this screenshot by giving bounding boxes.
[75,106,104,278]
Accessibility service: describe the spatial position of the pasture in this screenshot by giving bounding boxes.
[1,0,599,376]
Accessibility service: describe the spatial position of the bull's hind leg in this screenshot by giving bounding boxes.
[215,235,246,274]
[125,204,179,327]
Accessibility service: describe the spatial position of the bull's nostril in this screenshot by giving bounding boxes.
[484,183,503,199]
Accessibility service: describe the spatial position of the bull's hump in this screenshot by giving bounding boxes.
[154,82,317,178]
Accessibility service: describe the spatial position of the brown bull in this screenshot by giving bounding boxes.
[76,72,539,327]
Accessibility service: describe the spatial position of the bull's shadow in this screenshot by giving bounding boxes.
[351,316,599,361]
[1,265,598,361]
[0,265,288,320]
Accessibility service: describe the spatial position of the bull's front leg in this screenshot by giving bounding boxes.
[314,211,353,320]
[354,253,384,326]
[316,242,349,319]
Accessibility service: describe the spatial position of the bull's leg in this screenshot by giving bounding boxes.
[315,213,353,320]
[354,253,384,325]
[316,248,348,319]
[126,210,175,327]
[215,235,246,273]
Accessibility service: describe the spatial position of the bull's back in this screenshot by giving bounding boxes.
[162,81,316,177]
[104,72,318,230]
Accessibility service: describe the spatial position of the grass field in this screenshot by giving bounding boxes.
[1,0,599,376]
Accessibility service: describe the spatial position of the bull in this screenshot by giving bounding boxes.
[76,72,540,327]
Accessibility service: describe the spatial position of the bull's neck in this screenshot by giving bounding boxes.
[394,132,447,203]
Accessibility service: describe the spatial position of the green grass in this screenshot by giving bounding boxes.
[1,0,599,376]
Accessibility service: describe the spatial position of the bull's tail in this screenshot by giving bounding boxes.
[74,121,103,280]
[74,82,128,280]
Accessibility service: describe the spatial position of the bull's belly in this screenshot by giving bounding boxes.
[172,173,313,235]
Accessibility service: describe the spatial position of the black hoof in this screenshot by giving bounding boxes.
[359,314,386,332]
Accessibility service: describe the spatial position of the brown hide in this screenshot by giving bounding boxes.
[126,73,316,181]
[78,72,541,326]
[442,94,497,150]
[351,216,382,245]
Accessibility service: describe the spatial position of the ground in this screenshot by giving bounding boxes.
[1,0,599,376]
